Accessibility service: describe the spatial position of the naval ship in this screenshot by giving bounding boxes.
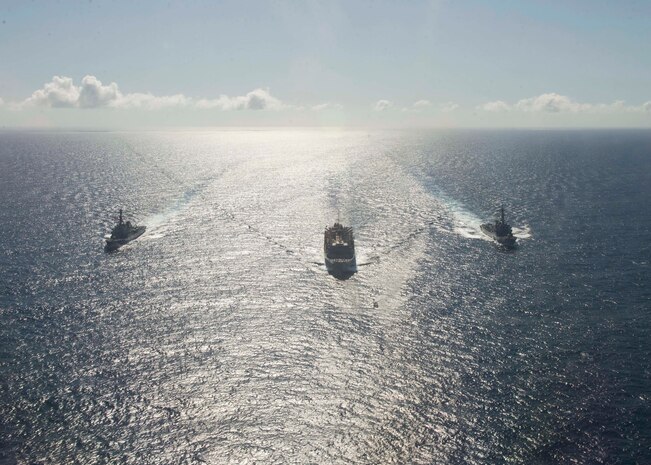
[105,209,146,252]
[324,221,357,276]
[480,206,516,247]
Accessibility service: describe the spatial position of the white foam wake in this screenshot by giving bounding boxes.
[431,189,532,241]
[512,224,533,239]
[432,190,492,241]
[143,181,210,238]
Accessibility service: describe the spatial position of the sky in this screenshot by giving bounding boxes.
[0,0,650,128]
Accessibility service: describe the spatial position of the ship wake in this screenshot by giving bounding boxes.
[431,191,492,241]
[430,189,532,241]
[512,224,533,239]
[142,181,210,238]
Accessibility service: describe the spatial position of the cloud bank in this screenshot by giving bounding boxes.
[23,75,190,110]
[8,78,651,121]
[479,93,651,114]
[515,93,590,112]
[20,75,298,111]
[196,88,285,110]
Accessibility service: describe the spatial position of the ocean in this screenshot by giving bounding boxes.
[0,129,649,464]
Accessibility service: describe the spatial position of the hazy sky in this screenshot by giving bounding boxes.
[1,0,650,128]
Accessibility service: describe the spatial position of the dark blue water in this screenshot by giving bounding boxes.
[1,129,649,464]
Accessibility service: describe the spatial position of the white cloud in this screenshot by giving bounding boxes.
[16,79,649,118]
[78,75,120,108]
[478,94,651,114]
[440,102,460,112]
[195,96,235,110]
[374,99,392,112]
[25,75,80,107]
[196,88,284,111]
[23,75,190,110]
[479,100,510,112]
[21,76,294,111]
[0,97,4,106]
[515,93,589,113]
[413,99,431,108]
[405,100,459,112]
[114,93,190,110]
[311,102,343,111]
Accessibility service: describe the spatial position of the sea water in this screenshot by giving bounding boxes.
[1,129,649,464]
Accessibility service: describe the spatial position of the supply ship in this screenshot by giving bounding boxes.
[480,206,516,247]
[324,221,356,276]
[105,209,146,252]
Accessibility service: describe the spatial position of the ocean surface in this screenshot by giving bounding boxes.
[0,129,649,464]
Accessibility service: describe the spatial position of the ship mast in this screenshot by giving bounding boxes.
[119,209,123,225]
[500,205,505,224]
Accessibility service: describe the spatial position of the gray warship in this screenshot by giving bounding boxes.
[480,206,516,247]
[105,209,146,252]
[324,221,357,277]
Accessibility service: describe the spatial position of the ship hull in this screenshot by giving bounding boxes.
[480,224,516,247]
[324,255,357,277]
[105,226,146,252]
